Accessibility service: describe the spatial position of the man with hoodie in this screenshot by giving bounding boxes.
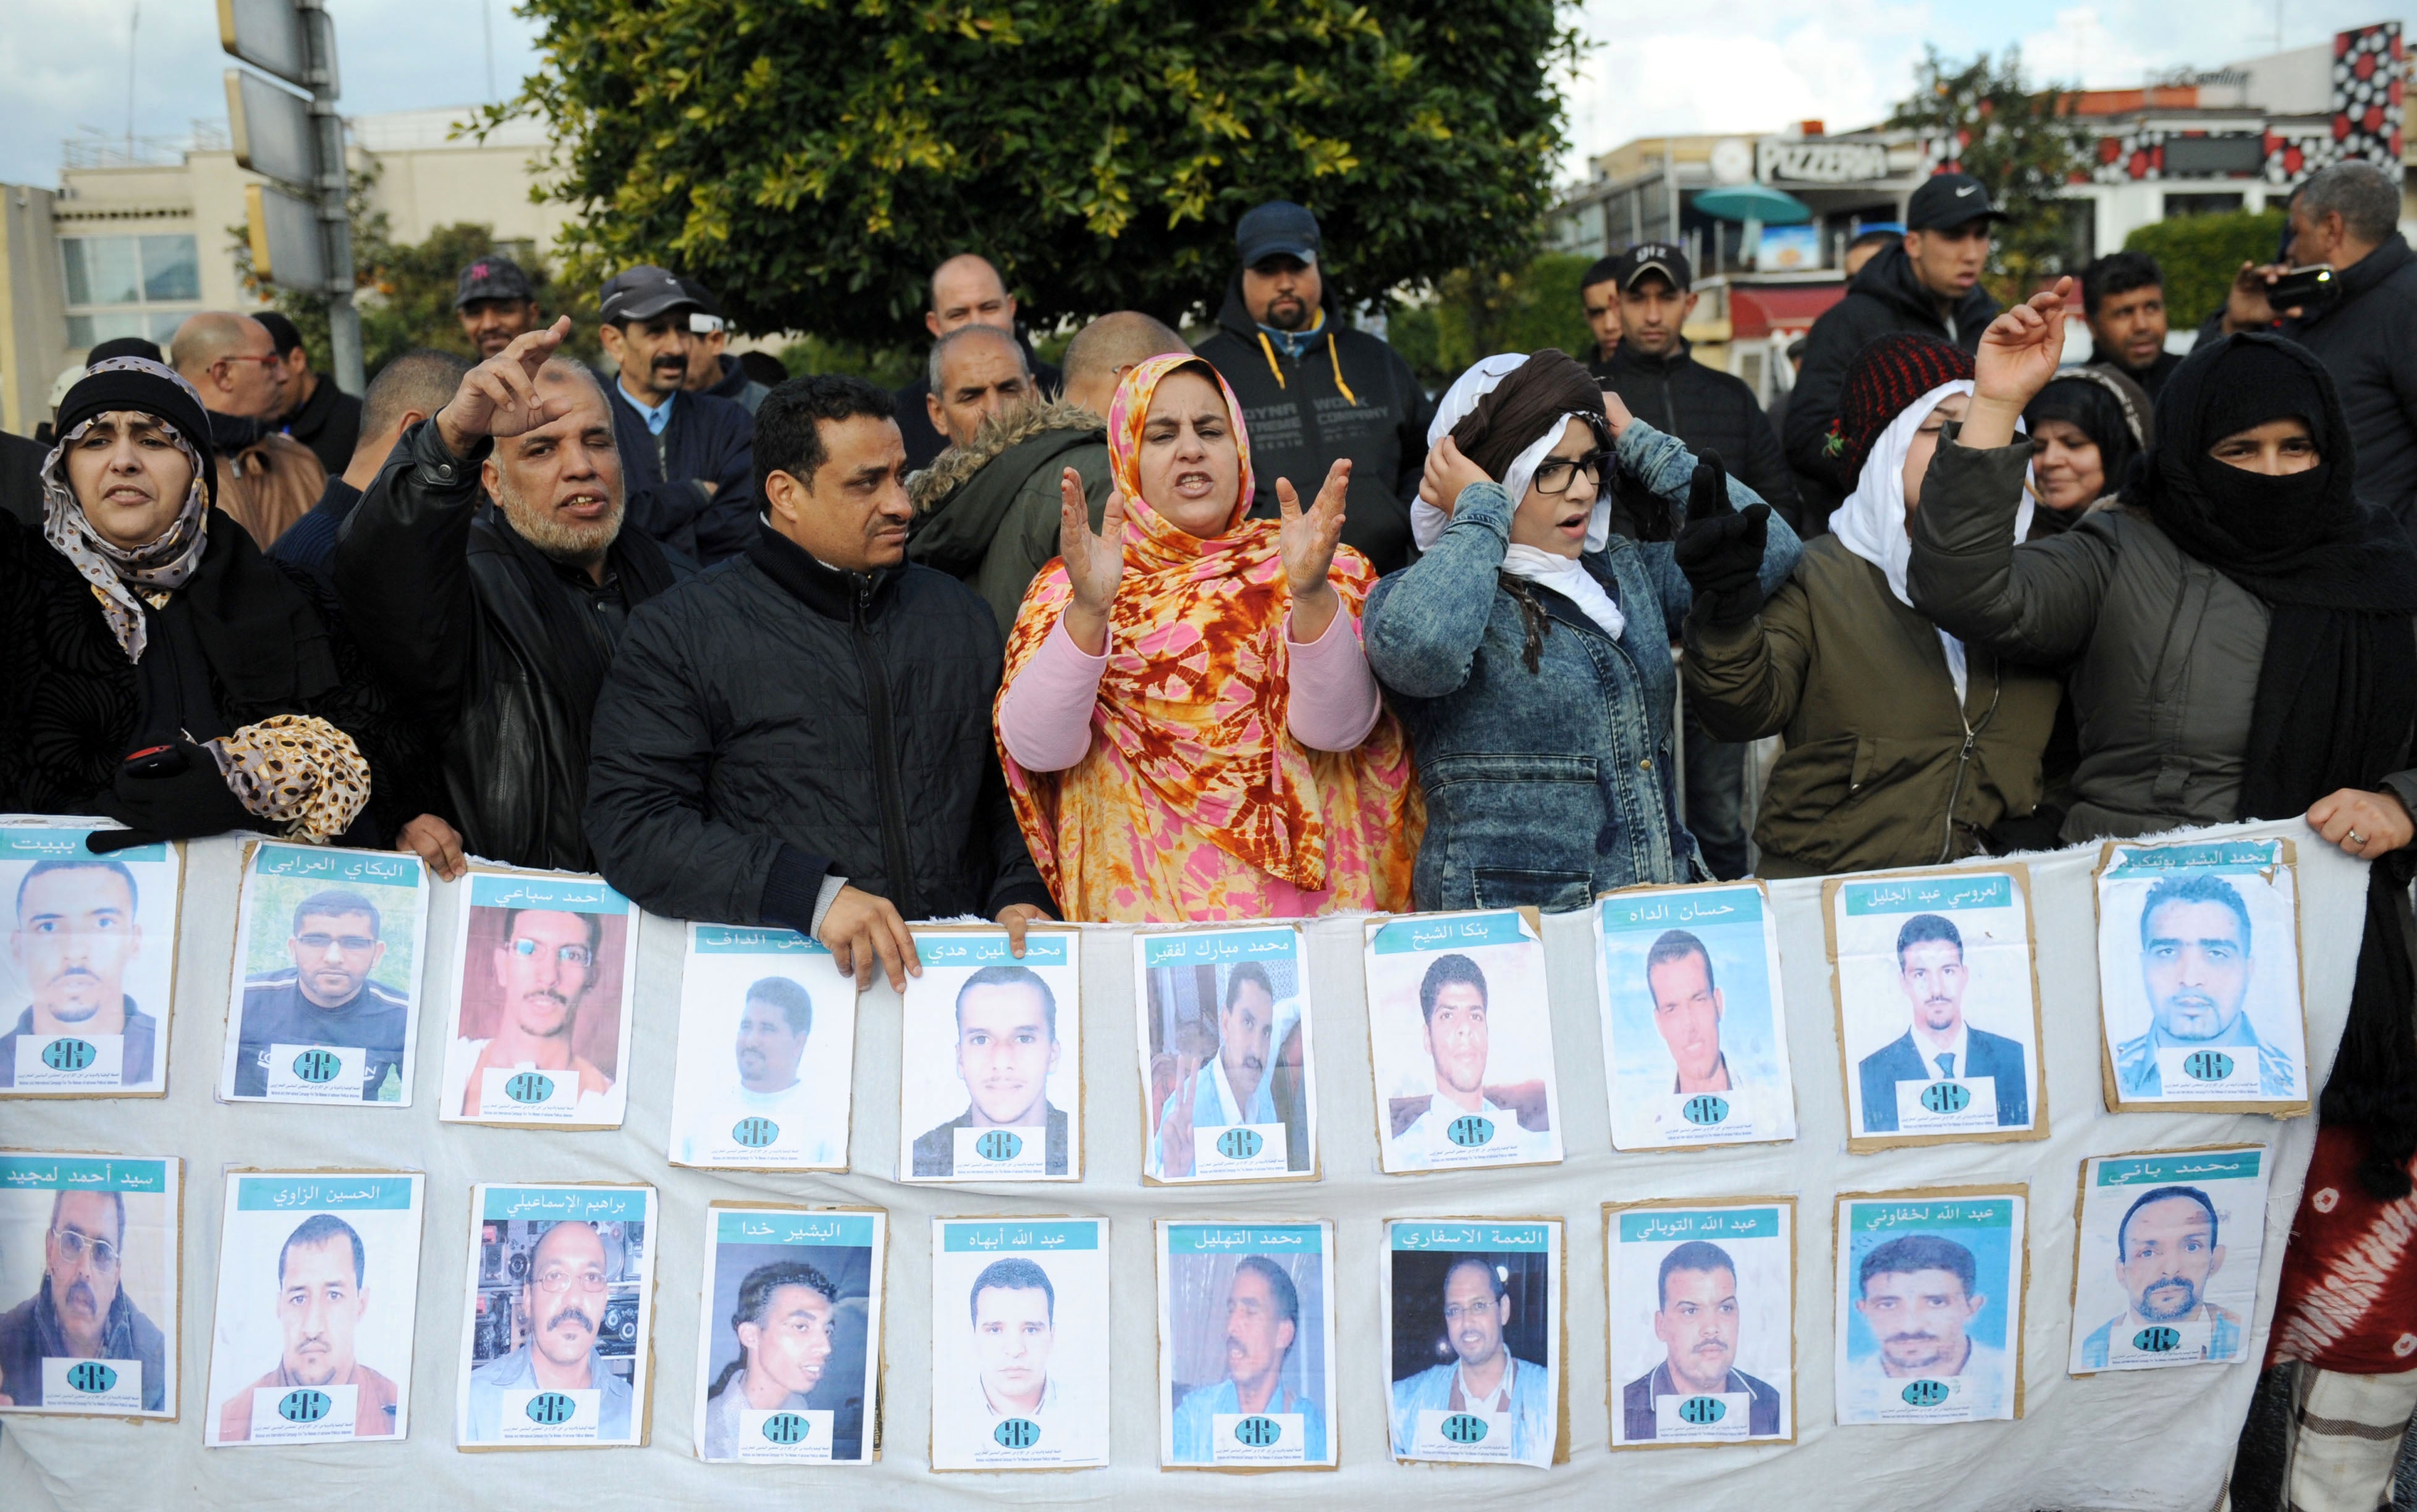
[1784,174,2004,534]
[1195,200,1432,574]
[676,277,772,416]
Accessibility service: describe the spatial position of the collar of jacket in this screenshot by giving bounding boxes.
[1605,337,1695,378]
[909,397,1105,514]
[1216,272,1340,343]
[2303,232,2415,326]
[747,516,900,620]
[1858,243,1994,332]
[706,354,752,402]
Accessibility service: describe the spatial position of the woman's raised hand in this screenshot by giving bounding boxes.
[1960,277,2071,451]
[1058,465,1126,654]
[1278,458,1351,642]
[1419,434,1490,511]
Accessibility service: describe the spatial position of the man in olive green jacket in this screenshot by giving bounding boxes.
[907,396,1113,637]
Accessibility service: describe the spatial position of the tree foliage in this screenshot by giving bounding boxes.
[1389,253,1594,389]
[1889,46,2093,300]
[2125,208,2287,329]
[492,0,1580,343]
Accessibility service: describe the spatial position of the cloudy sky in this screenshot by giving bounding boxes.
[0,0,2398,191]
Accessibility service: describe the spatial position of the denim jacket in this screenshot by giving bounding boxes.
[1362,421,1802,911]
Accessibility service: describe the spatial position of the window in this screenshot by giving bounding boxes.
[61,234,200,347]
[2162,136,2264,178]
[2165,192,2246,218]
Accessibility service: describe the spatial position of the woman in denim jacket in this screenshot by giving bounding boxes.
[1362,349,1800,911]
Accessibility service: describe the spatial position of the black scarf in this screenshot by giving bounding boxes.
[483,503,677,735]
[2135,333,2417,1196]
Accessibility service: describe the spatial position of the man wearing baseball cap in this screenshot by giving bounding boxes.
[1194,199,1432,574]
[674,277,772,416]
[1783,172,2004,534]
[453,254,544,361]
[595,263,757,565]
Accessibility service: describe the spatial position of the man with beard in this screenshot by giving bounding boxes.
[2116,872,2296,1098]
[1149,962,1293,1178]
[1391,953,1550,1163]
[216,1214,400,1440]
[2080,1186,2240,1368]
[700,1260,840,1460]
[911,966,1067,1177]
[0,858,156,1088]
[232,890,410,1101]
[337,318,680,873]
[1170,1254,1327,1463]
[1393,1254,1553,1458]
[455,254,545,360]
[1845,1234,2007,1416]
[0,1190,169,1409]
[445,907,613,1119]
[1620,1240,1783,1440]
[465,1220,633,1441]
[1855,913,2029,1132]
[675,976,832,1166]
[594,264,756,565]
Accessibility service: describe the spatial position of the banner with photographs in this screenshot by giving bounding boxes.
[1606,1199,1794,1448]
[2069,1148,2269,1374]
[453,1184,656,1449]
[1834,1188,2028,1426]
[1156,1220,1337,1471]
[220,843,427,1107]
[1596,884,1797,1151]
[1382,1218,1561,1466]
[1365,912,1563,1174]
[440,871,639,1128]
[1134,926,1317,1184]
[203,1171,426,1447]
[1826,870,2045,1151]
[2096,839,2309,1112]
[899,928,1082,1183]
[0,822,181,1098]
[930,1217,1108,1469]
[667,925,859,1170]
[691,1205,885,1465]
[0,1153,180,1418]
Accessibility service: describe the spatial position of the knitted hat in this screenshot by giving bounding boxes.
[1826,333,1973,486]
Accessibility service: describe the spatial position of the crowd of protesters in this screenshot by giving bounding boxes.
[6,160,2417,1508]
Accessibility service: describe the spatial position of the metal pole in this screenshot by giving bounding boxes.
[302,1,363,395]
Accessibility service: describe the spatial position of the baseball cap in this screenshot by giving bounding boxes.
[676,277,729,334]
[597,263,697,325]
[1236,200,1321,269]
[1906,173,2009,233]
[1608,241,1692,293]
[453,254,536,311]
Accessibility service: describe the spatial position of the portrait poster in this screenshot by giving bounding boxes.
[1595,883,1799,1151]
[1834,1187,2028,1426]
[1134,925,1317,1184]
[2069,1147,2269,1375]
[667,923,859,1171]
[1381,1218,1562,1466]
[439,869,639,1129]
[1824,868,2046,1151]
[690,1204,885,1465]
[0,1153,180,1419]
[203,1170,426,1447]
[1605,1198,1794,1449]
[0,821,182,1098]
[1364,911,1563,1174]
[453,1183,656,1449]
[898,926,1081,1183]
[219,841,428,1107]
[2095,839,2309,1113]
[929,1216,1109,1470]
[1155,1219,1338,1471]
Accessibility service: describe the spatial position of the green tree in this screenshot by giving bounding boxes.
[1389,253,1595,389]
[2125,208,2287,329]
[1889,46,2093,302]
[491,0,1581,343]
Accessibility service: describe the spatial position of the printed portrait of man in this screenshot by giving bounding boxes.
[966,1257,1061,1426]
[1855,914,2028,1132]
[463,1220,632,1441]
[2115,873,2295,1097]
[1844,1234,2008,1416]
[2080,1186,2241,1368]
[911,965,1068,1177]
[1391,1254,1551,1458]
[1169,1255,1327,1464]
[1619,1240,1782,1441]
[447,907,614,1118]
[700,1259,840,1460]
[1645,930,1731,1095]
[679,976,831,1164]
[0,1190,168,1410]
[0,858,156,1088]
[235,889,410,1101]
[1393,954,1548,1158]
[217,1214,400,1440]
[1150,963,1284,1178]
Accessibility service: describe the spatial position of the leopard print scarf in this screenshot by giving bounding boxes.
[206,715,372,844]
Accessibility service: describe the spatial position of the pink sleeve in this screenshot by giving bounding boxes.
[1286,610,1383,752]
[997,616,1108,773]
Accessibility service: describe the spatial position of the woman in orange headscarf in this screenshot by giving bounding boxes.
[994,354,1421,922]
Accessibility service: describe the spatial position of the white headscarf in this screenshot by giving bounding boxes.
[1828,379,2031,703]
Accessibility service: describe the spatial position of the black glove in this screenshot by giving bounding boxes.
[1671,451,1772,628]
[88,742,257,853]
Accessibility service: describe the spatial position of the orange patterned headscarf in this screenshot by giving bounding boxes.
[998,355,1421,922]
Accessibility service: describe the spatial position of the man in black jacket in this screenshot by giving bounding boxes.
[1785,174,2004,531]
[335,316,680,878]
[675,277,772,416]
[2078,250,2182,397]
[594,264,756,565]
[1194,200,1432,574]
[259,313,362,477]
[894,254,1063,474]
[584,375,1053,990]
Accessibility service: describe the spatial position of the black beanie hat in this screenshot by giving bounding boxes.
[1828,334,1973,487]
[52,358,219,508]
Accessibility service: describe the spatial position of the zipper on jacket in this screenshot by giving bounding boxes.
[851,578,919,917]
[1936,666,2004,863]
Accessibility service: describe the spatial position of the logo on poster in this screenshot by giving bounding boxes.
[762,1412,812,1445]
[41,1038,96,1072]
[1682,1094,1730,1126]
[995,1417,1042,1449]
[526,1391,578,1424]
[732,1116,779,1148]
[1901,1379,1951,1407]
[278,1388,332,1422]
[65,1361,116,1394]
[1234,1415,1284,1447]
[506,1071,556,1104]
[1677,1395,1728,1424]
[1217,1127,1265,1160]
[1920,1082,1972,1115]
[292,1048,342,1083]
[2133,1325,2182,1353]
[975,1130,1024,1162]
[1447,1114,1495,1148]
[2185,1051,2237,1082]
[1441,1412,1491,1443]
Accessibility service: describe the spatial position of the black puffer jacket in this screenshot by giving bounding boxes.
[1596,337,1802,531]
[2270,234,2417,532]
[583,521,1051,929]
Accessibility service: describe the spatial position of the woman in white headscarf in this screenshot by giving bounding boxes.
[1677,333,2059,878]
[1361,348,1800,911]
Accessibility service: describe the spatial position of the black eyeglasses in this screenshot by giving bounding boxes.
[1532,452,1609,495]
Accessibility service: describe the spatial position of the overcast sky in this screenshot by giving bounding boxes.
[0,0,2399,193]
